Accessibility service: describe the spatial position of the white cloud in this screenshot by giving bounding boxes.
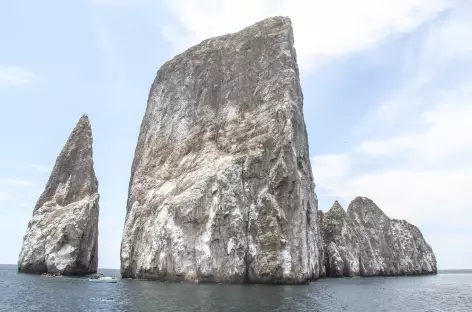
[0,179,35,186]
[360,84,472,168]
[0,191,10,201]
[161,0,457,74]
[0,65,35,88]
[376,100,402,120]
[316,164,472,223]
[312,153,351,192]
[28,164,52,174]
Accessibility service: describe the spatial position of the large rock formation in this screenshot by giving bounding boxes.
[18,115,99,275]
[320,197,437,277]
[120,16,324,284]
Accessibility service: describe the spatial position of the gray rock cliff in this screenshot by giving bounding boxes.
[18,115,99,275]
[320,197,437,277]
[120,16,323,284]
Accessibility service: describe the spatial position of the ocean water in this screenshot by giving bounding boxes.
[1,265,471,312]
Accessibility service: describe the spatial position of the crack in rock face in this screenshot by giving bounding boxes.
[320,198,437,277]
[120,16,324,284]
[18,115,99,275]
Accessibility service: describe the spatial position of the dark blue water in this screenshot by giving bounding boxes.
[1,264,471,312]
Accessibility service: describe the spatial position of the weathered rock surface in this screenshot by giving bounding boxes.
[320,201,360,277]
[120,16,323,284]
[18,115,99,275]
[320,197,437,277]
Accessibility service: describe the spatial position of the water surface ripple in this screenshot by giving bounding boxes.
[1,265,471,312]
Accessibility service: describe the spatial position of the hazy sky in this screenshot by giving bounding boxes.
[1,0,470,270]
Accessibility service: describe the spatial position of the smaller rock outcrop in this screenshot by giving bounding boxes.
[18,115,99,275]
[320,201,360,277]
[320,197,437,277]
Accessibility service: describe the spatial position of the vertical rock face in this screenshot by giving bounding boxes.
[120,16,323,284]
[18,115,99,275]
[320,197,437,277]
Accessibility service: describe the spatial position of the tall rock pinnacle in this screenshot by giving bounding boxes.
[18,114,99,275]
[120,16,324,284]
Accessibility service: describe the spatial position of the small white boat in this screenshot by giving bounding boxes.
[88,276,118,283]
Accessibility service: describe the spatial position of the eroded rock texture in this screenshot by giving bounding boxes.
[320,201,360,277]
[120,16,323,284]
[18,115,99,275]
[320,197,437,277]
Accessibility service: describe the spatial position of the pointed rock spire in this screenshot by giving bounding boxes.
[34,114,97,211]
[328,200,346,216]
[347,196,388,225]
[18,115,99,275]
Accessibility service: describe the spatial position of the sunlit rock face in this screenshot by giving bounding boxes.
[320,197,437,277]
[18,115,99,275]
[120,16,324,284]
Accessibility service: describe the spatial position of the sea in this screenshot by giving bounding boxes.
[1,264,471,312]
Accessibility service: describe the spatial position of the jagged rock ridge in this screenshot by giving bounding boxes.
[18,115,99,275]
[320,197,437,277]
[120,16,324,284]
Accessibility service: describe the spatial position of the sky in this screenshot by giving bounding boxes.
[0,0,470,270]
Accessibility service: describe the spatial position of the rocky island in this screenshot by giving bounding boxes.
[319,197,437,277]
[18,115,99,275]
[15,16,435,283]
[120,16,325,284]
